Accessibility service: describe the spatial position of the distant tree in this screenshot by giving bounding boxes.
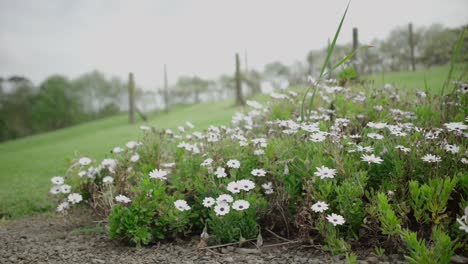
[218,74,234,99]
[419,24,459,67]
[72,70,125,114]
[263,61,290,89]
[0,81,35,140]
[174,76,212,104]
[243,70,262,96]
[379,25,424,72]
[288,61,307,86]
[32,75,83,131]
[358,39,382,74]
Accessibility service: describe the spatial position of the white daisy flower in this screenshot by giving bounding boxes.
[216,194,234,204]
[227,159,241,169]
[112,147,124,153]
[262,182,274,195]
[140,125,150,131]
[174,200,191,211]
[149,169,168,181]
[103,176,114,184]
[60,184,72,194]
[311,201,329,213]
[444,122,467,132]
[367,122,387,129]
[115,194,131,204]
[162,162,175,168]
[361,154,384,164]
[214,202,230,216]
[101,159,117,170]
[51,176,64,185]
[185,121,195,129]
[326,213,346,226]
[251,168,266,177]
[238,179,255,191]
[201,158,213,167]
[207,132,220,142]
[254,149,265,156]
[202,197,216,208]
[214,167,227,178]
[56,202,69,213]
[239,140,249,147]
[395,145,411,153]
[78,171,87,177]
[457,207,468,233]
[126,141,141,149]
[67,193,83,204]
[227,181,241,194]
[421,154,441,163]
[49,185,62,195]
[232,200,250,211]
[459,83,468,94]
[310,132,327,142]
[444,144,460,154]
[78,157,92,166]
[314,166,337,179]
[357,146,374,153]
[246,100,263,109]
[367,133,384,140]
[374,105,383,112]
[130,154,140,162]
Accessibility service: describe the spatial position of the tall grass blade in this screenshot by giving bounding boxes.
[319,1,350,79]
[442,28,466,96]
[324,45,373,77]
[300,1,350,121]
[423,73,429,94]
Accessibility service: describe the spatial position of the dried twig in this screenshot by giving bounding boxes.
[198,239,257,250]
[262,240,301,248]
[206,248,227,256]
[265,228,293,242]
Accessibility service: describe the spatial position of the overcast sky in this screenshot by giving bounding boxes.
[1,0,467,88]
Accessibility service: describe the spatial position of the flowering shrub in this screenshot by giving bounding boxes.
[49,79,467,259]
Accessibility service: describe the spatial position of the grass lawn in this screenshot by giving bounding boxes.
[0,100,240,218]
[365,64,466,93]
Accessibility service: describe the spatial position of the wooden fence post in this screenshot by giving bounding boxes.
[327,38,332,72]
[128,72,135,124]
[409,23,416,72]
[235,53,245,106]
[352,27,359,76]
[163,64,169,113]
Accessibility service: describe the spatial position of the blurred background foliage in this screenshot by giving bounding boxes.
[0,23,466,142]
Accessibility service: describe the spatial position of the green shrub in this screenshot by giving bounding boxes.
[402,227,455,264]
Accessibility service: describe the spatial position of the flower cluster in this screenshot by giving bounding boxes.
[49,77,467,252]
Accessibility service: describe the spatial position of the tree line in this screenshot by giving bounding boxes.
[0,71,130,141]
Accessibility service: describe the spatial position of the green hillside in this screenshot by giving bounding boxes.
[366,64,466,92]
[0,100,239,218]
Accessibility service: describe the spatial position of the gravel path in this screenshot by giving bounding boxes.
[0,214,405,264]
